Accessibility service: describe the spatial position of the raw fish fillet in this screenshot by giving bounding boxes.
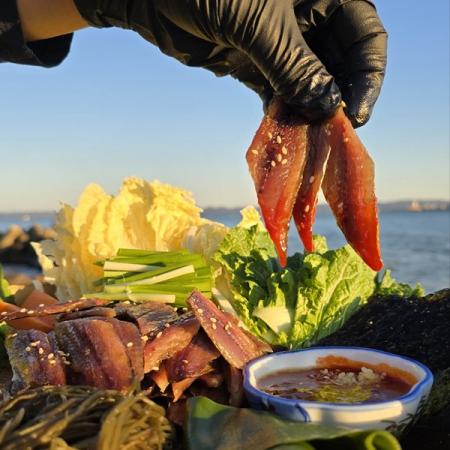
[143,313,200,373]
[246,99,309,266]
[5,330,66,393]
[321,108,383,271]
[248,98,382,271]
[293,123,331,252]
[187,291,270,369]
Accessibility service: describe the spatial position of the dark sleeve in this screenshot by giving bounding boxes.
[0,0,73,67]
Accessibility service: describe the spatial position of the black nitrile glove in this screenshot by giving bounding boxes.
[74,0,387,126]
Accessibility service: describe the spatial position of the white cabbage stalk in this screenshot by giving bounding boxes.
[33,178,226,301]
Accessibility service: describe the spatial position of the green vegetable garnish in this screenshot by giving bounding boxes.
[213,223,423,348]
[87,249,212,305]
[185,397,401,450]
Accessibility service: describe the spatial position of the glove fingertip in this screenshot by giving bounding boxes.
[286,79,342,122]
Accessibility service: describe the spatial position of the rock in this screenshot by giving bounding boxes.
[0,225,27,250]
[27,225,56,241]
[0,224,55,269]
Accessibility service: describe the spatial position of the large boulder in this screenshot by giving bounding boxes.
[0,225,55,268]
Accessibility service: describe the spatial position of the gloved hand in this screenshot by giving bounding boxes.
[73,0,387,126]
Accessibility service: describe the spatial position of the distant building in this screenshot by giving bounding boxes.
[408,201,422,212]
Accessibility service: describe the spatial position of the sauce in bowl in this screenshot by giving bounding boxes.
[259,365,413,404]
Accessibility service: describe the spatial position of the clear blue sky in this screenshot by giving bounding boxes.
[1,0,448,212]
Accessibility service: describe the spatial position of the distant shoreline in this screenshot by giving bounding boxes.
[0,200,449,217]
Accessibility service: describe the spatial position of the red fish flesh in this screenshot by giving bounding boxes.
[292,123,331,252]
[143,313,200,373]
[246,99,310,266]
[248,99,382,271]
[187,290,271,369]
[5,330,66,393]
[321,108,383,271]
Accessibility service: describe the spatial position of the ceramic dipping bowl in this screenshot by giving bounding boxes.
[243,347,433,434]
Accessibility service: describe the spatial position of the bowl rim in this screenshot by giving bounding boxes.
[243,346,434,410]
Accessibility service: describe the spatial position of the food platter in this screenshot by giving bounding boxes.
[0,104,449,449]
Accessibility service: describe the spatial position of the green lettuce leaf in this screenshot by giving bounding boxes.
[186,397,401,450]
[375,270,425,297]
[214,227,376,347]
[289,243,376,348]
[213,223,421,349]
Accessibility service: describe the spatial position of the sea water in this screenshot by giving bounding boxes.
[0,210,449,293]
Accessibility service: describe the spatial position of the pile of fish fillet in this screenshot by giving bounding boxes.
[246,98,383,271]
[2,292,271,425]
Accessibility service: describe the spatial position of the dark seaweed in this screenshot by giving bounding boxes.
[317,289,450,450]
[317,289,450,372]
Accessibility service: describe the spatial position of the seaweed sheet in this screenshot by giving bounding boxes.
[318,289,450,450]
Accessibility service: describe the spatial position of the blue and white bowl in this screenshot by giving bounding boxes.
[244,347,433,434]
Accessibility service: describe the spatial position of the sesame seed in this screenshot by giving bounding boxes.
[267,132,273,139]
[210,317,217,323]
[1,312,7,316]
[164,323,170,328]
[64,361,71,366]
[31,341,40,347]
[281,146,288,155]
[212,323,217,330]
[151,366,159,371]
[26,346,31,352]
[127,342,134,348]
[27,310,34,315]
[182,359,189,364]
[224,323,231,331]
[281,159,288,165]
[197,308,203,314]
[48,353,54,359]
[271,161,276,167]
[251,149,258,155]
[38,304,45,308]
[49,360,57,365]
[38,348,44,355]
[309,176,315,183]
[343,137,349,143]
[10,333,17,338]
[20,308,27,313]
[141,335,149,342]
[276,135,282,144]
[84,349,91,356]
[304,205,310,213]
[156,331,163,339]
[276,154,282,162]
